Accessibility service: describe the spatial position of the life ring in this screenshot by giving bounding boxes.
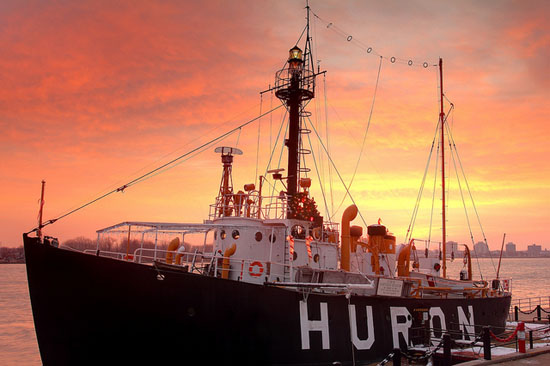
[312,227,322,241]
[248,261,264,277]
[474,280,488,288]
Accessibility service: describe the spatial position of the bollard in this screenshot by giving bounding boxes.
[515,306,519,321]
[483,326,492,360]
[537,305,542,321]
[518,322,526,353]
[392,348,401,366]
[529,330,534,349]
[443,334,452,366]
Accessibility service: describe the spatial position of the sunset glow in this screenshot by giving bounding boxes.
[1,0,548,250]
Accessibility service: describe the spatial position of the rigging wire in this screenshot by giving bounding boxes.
[30,104,284,233]
[256,94,263,187]
[235,127,242,148]
[305,116,369,229]
[427,129,440,253]
[57,103,262,219]
[445,121,485,279]
[333,55,383,215]
[310,9,437,69]
[404,118,441,245]
[305,126,331,223]
[445,121,497,276]
[323,73,335,221]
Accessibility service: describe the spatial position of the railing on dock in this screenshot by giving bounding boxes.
[511,296,550,313]
[510,301,550,323]
[376,321,550,366]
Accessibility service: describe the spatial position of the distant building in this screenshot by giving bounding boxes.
[505,242,516,254]
[446,241,459,257]
[474,241,489,255]
[527,244,542,256]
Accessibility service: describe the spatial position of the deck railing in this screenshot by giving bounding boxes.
[208,194,288,220]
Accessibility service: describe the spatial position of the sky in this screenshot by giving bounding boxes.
[0,0,548,250]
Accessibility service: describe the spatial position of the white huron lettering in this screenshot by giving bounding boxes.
[390,307,412,349]
[429,307,447,346]
[457,305,475,340]
[348,305,375,350]
[299,301,330,350]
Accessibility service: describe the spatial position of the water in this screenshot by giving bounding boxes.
[0,264,41,366]
[445,257,550,299]
[1,258,549,365]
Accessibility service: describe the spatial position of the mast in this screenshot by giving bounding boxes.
[274,4,316,218]
[37,180,46,240]
[439,58,447,278]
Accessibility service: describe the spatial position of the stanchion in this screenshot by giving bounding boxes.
[483,326,492,360]
[443,334,451,366]
[518,322,526,353]
[537,305,542,321]
[392,348,401,366]
[515,306,519,321]
[529,330,534,349]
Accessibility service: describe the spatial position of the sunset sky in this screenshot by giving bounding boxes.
[1,0,548,250]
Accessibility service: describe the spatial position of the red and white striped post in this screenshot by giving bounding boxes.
[518,322,526,353]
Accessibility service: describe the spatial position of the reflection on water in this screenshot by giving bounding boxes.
[1,258,549,365]
[0,264,41,366]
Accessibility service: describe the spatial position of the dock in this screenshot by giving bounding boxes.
[460,344,550,365]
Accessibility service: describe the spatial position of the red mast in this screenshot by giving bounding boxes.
[439,58,447,278]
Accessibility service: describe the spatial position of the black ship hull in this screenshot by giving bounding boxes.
[24,235,511,365]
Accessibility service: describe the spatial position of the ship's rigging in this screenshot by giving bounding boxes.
[28,3,497,280]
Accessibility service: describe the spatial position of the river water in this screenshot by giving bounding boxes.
[1,258,549,365]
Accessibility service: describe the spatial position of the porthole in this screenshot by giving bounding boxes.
[232,230,240,239]
[292,252,298,261]
[313,254,320,263]
[268,234,276,243]
[220,230,226,240]
[255,232,263,242]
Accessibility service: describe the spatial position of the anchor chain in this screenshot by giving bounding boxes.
[375,352,394,366]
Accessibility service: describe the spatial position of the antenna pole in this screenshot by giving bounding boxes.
[37,180,46,240]
[439,58,447,278]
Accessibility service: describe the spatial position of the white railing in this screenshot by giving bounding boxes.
[209,194,287,220]
[83,249,126,260]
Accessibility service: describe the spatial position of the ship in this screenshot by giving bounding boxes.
[23,4,511,366]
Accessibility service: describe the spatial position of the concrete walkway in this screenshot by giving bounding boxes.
[459,345,550,365]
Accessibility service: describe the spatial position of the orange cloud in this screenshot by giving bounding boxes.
[1,0,548,252]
